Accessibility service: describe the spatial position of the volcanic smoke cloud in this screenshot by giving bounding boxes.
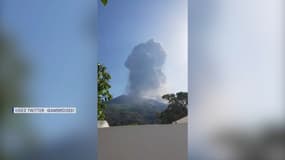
[125,39,166,98]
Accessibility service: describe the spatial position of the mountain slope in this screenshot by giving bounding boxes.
[105,95,167,126]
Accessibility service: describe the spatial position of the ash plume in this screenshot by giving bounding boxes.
[125,39,166,98]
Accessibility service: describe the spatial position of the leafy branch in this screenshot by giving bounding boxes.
[101,0,108,6]
[98,63,112,120]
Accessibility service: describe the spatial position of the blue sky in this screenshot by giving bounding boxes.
[189,0,284,158]
[2,0,188,142]
[3,0,283,148]
[189,0,284,126]
[98,0,188,97]
[3,0,97,142]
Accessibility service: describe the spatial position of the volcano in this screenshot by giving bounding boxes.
[105,95,167,126]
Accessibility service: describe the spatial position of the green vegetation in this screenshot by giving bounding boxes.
[0,32,27,118]
[0,31,36,160]
[101,0,108,6]
[105,95,166,126]
[104,92,188,126]
[97,63,112,120]
[159,92,188,124]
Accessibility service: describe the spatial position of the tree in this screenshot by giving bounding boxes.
[97,63,112,120]
[0,31,35,160]
[159,92,188,124]
[101,0,108,6]
[98,0,109,120]
[0,32,28,118]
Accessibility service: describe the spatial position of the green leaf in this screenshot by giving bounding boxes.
[101,0,108,6]
[97,63,112,120]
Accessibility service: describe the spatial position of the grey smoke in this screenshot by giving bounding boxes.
[125,39,166,97]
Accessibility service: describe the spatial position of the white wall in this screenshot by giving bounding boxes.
[98,124,187,160]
